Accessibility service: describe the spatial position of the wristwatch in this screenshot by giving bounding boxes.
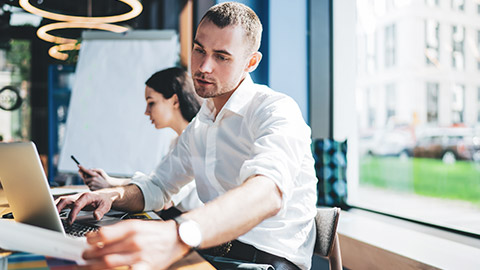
[173,216,202,249]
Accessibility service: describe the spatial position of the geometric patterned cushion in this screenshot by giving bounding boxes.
[313,139,348,207]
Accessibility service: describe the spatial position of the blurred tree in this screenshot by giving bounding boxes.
[6,39,31,84]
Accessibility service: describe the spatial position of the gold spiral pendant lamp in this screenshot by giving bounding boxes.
[19,0,143,60]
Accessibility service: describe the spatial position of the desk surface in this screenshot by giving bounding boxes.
[0,186,214,270]
[0,251,213,270]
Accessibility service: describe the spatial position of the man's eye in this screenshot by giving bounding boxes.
[216,54,227,61]
[194,47,205,54]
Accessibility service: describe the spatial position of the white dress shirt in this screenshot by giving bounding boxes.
[132,137,202,212]
[131,75,317,270]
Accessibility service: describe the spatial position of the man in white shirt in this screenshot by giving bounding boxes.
[56,2,317,269]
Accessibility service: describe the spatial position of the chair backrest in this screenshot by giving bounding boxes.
[313,207,341,257]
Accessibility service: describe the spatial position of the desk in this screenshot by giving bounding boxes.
[0,252,213,270]
[0,187,214,270]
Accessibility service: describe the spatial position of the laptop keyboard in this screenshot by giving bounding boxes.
[58,211,154,237]
[62,219,98,237]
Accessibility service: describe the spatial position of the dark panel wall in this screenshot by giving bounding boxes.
[29,37,51,154]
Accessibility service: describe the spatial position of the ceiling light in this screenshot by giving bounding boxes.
[19,0,142,61]
[19,0,143,23]
[37,22,129,44]
[48,43,82,61]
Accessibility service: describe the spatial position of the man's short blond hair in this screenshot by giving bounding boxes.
[200,2,263,54]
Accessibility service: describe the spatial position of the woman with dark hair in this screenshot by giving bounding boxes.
[77,67,203,211]
[144,67,201,126]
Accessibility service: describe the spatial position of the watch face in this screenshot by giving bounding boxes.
[178,220,202,248]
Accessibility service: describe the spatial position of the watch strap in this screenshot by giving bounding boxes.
[173,215,188,226]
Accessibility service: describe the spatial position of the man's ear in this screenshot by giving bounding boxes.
[245,51,262,73]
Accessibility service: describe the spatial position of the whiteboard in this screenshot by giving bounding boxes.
[58,30,178,176]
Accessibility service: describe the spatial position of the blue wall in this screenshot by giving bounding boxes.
[217,0,269,86]
[268,0,308,122]
[216,0,308,122]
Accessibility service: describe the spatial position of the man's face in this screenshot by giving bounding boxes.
[191,20,250,99]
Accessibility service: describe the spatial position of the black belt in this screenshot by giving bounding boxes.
[200,240,300,270]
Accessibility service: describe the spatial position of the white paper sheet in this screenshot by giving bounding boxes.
[0,219,88,264]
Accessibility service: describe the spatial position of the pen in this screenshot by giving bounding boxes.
[71,155,80,165]
[71,155,92,177]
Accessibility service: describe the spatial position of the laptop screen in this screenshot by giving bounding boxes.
[0,142,65,234]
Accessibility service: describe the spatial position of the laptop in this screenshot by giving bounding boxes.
[0,141,158,237]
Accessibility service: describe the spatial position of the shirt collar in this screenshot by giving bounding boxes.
[197,74,255,123]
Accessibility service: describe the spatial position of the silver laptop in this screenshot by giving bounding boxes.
[0,141,142,237]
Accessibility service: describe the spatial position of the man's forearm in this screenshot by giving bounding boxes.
[98,184,145,212]
[108,176,132,187]
[182,175,282,249]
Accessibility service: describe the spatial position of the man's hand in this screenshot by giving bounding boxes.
[78,165,113,191]
[83,220,190,269]
[55,192,115,224]
[56,185,145,224]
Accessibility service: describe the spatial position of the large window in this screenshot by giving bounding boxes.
[427,82,439,123]
[452,25,465,70]
[365,33,377,73]
[385,84,396,122]
[344,0,480,236]
[477,30,480,71]
[452,84,465,124]
[451,0,465,11]
[478,87,480,123]
[425,0,439,7]
[384,24,396,68]
[425,20,439,66]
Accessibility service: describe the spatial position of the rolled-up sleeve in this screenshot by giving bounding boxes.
[130,131,195,211]
[238,95,312,211]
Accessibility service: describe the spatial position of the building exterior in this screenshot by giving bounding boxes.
[356,0,480,133]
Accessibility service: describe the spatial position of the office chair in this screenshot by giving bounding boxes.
[314,207,342,270]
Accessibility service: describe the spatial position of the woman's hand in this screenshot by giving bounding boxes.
[79,165,114,191]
